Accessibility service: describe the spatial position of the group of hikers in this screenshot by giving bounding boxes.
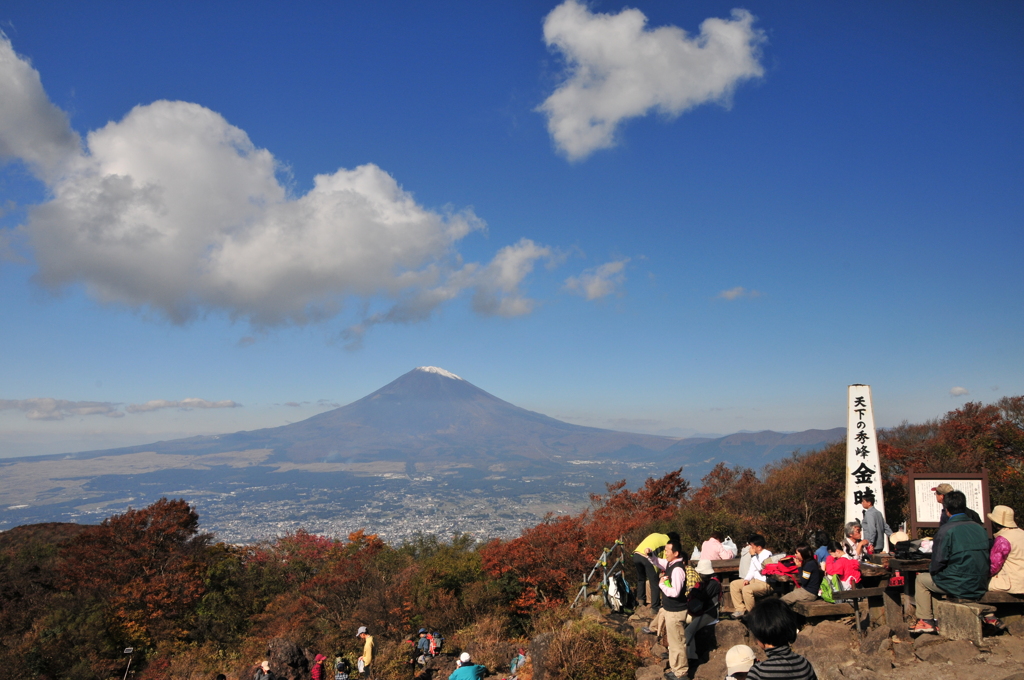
[629,484,1024,680]
[246,484,1024,680]
[252,624,498,680]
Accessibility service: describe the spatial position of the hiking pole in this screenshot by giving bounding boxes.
[122,647,134,680]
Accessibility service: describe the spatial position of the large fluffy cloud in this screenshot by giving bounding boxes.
[0,35,559,336]
[538,1,764,160]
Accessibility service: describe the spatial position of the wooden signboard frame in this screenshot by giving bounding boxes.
[907,470,991,539]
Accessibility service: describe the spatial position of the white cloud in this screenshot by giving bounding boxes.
[718,286,761,300]
[565,258,629,300]
[0,35,557,338]
[125,398,241,414]
[0,398,123,420]
[950,387,970,397]
[0,34,81,179]
[538,1,764,160]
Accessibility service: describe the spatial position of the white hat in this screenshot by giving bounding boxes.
[889,531,910,544]
[725,645,756,675]
[696,559,715,575]
[356,626,367,636]
[459,652,471,664]
[990,505,1018,529]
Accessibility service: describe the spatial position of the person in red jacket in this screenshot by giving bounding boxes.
[311,654,327,680]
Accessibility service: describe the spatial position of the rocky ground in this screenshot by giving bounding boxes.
[621,604,1024,680]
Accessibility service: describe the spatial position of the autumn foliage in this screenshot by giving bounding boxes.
[0,396,1021,679]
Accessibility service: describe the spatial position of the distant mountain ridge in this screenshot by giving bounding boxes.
[1,367,846,541]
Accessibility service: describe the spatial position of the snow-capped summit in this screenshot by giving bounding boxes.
[415,366,463,380]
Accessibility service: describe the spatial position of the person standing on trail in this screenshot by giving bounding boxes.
[647,532,689,680]
[860,491,891,553]
[632,532,669,610]
[356,626,374,678]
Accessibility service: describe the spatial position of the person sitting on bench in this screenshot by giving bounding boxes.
[909,490,990,634]
[781,544,824,605]
[730,534,773,619]
[984,504,1024,629]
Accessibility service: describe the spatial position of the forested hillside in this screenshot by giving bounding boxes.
[2,397,1021,680]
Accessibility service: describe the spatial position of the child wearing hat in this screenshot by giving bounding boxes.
[725,645,755,679]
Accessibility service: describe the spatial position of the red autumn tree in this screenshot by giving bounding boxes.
[60,498,209,647]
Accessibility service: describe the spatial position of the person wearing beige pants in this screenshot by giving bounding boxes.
[729,535,773,617]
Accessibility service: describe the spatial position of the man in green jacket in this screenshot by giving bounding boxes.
[910,490,990,634]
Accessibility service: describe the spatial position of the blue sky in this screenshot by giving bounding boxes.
[1,1,1021,458]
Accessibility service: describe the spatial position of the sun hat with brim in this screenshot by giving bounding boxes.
[696,559,715,575]
[725,645,756,675]
[989,505,1018,528]
[459,652,471,663]
[889,531,910,544]
[314,654,326,663]
[932,483,954,495]
[356,626,367,636]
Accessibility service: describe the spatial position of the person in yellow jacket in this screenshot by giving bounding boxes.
[356,626,374,678]
[633,532,669,610]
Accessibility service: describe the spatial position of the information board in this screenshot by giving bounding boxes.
[907,470,991,538]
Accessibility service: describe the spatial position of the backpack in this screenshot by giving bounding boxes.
[429,632,443,655]
[819,573,840,604]
[610,571,635,612]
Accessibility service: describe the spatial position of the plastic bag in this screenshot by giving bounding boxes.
[691,546,701,561]
[722,536,738,557]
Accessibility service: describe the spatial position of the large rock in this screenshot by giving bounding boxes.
[859,624,891,655]
[634,665,664,680]
[915,638,979,665]
[792,620,857,677]
[254,638,309,680]
[891,639,916,667]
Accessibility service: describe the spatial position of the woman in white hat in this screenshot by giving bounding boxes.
[985,505,1024,629]
[989,505,1024,592]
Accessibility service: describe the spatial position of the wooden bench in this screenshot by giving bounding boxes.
[791,586,892,636]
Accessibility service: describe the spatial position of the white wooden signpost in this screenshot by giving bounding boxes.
[845,384,888,549]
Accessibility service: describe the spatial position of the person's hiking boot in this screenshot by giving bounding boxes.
[984,615,1006,631]
[641,626,656,635]
[664,672,683,680]
[730,611,745,620]
[909,619,937,634]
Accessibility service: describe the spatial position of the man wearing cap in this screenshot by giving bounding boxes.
[933,483,983,526]
[909,490,990,634]
[860,491,892,553]
[448,652,486,680]
[415,629,430,662]
[725,645,756,680]
[356,626,374,678]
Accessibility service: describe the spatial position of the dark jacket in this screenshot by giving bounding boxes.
[931,513,990,599]
[686,576,721,618]
[939,506,983,527]
[796,558,824,595]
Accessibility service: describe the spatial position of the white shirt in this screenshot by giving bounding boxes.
[743,549,773,582]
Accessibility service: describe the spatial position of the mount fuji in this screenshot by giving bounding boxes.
[0,368,843,542]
